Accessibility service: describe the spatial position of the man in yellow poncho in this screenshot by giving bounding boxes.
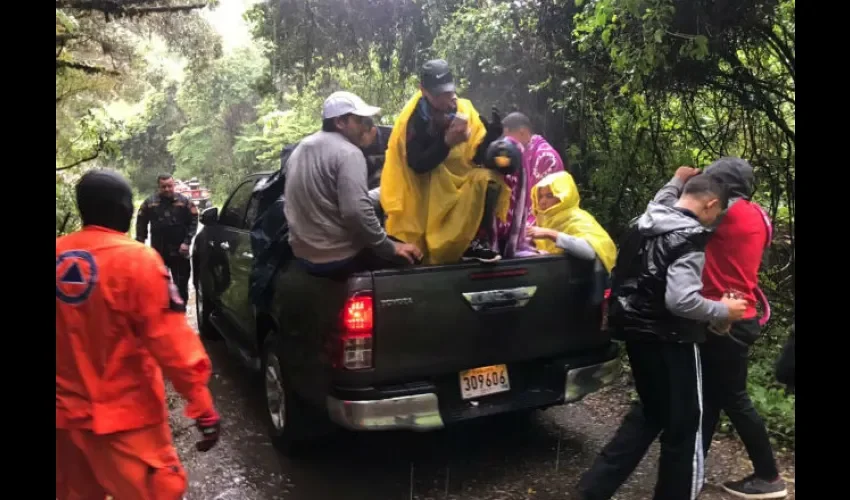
[380,59,511,264]
[526,171,617,273]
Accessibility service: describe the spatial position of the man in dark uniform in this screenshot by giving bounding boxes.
[136,173,199,304]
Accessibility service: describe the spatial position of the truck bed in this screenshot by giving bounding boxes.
[365,255,608,383]
[276,254,610,388]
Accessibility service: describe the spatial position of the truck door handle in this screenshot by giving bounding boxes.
[462,286,538,312]
[241,252,253,259]
[220,242,230,250]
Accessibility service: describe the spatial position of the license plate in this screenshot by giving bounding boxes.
[459,364,510,400]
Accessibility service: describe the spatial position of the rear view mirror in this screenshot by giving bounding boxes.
[201,207,219,226]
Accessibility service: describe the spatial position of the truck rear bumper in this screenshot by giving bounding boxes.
[564,356,622,403]
[326,393,445,431]
[327,343,621,430]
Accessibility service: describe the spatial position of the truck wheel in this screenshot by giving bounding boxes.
[262,334,324,455]
[195,280,221,340]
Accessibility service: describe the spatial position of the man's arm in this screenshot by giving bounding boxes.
[337,151,396,258]
[406,118,451,174]
[133,249,215,419]
[135,199,150,243]
[184,199,199,246]
[652,176,685,207]
[554,233,597,260]
[665,251,730,322]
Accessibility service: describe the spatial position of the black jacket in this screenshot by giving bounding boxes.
[135,193,198,259]
[608,203,722,343]
[405,98,502,174]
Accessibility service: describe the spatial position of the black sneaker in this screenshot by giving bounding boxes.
[722,475,787,499]
[462,240,502,263]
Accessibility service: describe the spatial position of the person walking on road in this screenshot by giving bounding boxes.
[577,174,748,500]
[653,160,788,499]
[136,173,199,305]
[57,169,221,500]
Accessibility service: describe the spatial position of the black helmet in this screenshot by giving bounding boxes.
[484,137,522,175]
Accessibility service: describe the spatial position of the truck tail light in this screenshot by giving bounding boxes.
[338,293,374,370]
[601,288,611,332]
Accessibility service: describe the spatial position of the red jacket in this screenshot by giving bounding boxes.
[56,226,214,434]
[701,200,771,319]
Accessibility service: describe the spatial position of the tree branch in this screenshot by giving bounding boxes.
[57,138,105,171]
[56,59,121,76]
[56,1,209,17]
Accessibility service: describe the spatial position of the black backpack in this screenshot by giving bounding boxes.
[247,142,299,310]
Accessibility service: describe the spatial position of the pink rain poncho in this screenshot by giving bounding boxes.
[496,135,566,256]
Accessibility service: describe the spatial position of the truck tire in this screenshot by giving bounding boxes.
[261,333,326,455]
[195,279,221,341]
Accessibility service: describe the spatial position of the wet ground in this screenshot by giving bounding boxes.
[169,285,795,500]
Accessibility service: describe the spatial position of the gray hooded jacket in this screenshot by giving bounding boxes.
[636,203,730,323]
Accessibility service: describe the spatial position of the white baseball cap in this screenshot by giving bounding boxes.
[322,91,381,119]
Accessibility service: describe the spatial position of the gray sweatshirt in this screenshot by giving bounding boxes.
[554,233,597,260]
[284,131,395,263]
[636,202,730,322]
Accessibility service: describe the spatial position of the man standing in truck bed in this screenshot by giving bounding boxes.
[136,173,199,305]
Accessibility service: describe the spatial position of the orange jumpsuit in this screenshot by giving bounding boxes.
[56,225,215,500]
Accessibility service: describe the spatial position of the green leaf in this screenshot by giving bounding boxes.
[654,29,664,43]
[694,34,709,57]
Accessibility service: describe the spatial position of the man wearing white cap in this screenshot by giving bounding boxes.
[284,91,423,277]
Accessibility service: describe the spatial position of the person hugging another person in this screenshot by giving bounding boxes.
[526,171,617,273]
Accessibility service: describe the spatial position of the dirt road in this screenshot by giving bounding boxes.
[168,288,794,500]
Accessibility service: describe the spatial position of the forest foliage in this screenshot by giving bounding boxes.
[56,0,795,444]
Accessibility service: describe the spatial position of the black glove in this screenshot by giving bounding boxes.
[491,106,502,127]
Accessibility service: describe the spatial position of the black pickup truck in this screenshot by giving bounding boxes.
[193,171,621,455]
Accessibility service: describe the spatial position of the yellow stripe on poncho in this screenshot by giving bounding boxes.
[380,91,510,264]
[531,171,617,272]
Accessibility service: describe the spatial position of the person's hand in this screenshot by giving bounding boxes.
[721,297,749,322]
[674,166,701,182]
[393,241,424,264]
[444,118,470,147]
[491,106,501,126]
[489,106,503,136]
[195,409,221,452]
[527,226,557,241]
[179,243,190,258]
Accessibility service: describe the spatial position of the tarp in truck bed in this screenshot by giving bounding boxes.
[248,125,393,310]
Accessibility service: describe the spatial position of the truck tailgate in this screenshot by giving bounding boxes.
[368,256,609,384]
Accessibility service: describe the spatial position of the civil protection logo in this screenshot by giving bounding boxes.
[56,250,99,305]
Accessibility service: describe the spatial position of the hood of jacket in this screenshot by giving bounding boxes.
[704,156,754,201]
[637,202,706,236]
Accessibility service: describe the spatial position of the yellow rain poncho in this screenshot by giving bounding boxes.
[380,91,511,264]
[531,171,617,272]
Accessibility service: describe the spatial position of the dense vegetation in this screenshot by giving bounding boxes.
[56,0,794,445]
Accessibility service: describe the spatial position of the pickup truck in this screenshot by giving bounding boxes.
[193,169,621,455]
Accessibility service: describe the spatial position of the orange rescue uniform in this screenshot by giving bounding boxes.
[56,225,215,500]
